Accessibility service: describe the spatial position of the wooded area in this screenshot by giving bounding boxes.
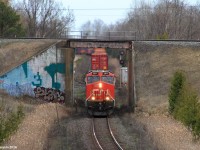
[80,0,200,40]
[0,0,74,38]
[1,0,200,39]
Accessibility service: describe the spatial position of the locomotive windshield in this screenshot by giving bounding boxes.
[87,76,100,83]
[102,76,114,84]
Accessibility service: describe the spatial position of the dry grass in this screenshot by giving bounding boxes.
[3,103,70,150]
[0,39,59,76]
[134,112,200,150]
[0,90,43,118]
[135,42,200,112]
[0,89,72,149]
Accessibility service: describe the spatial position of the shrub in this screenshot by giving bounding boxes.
[194,110,200,139]
[156,32,169,40]
[0,104,24,144]
[169,71,200,139]
[173,84,199,129]
[168,71,185,114]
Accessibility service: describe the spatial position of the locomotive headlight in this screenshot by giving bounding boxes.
[105,96,110,101]
[91,96,95,100]
[99,82,102,88]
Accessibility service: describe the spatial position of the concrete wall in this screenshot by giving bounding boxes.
[0,45,66,102]
[134,41,200,111]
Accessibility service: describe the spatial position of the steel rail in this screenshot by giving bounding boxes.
[92,117,123,150]
[92,117,104,150]
[107,117,123,150]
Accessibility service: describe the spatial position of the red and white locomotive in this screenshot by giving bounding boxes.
[85,48,116,115]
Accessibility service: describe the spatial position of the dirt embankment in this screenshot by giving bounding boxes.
[0,39,58,76]
[134,112,200,150]
[3,102,70,150]
[135,41,200,112]
[1,95,200,150]
[5,105,200,150]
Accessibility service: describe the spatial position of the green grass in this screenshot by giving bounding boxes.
[169,71,200,139]
[0,104,25,145]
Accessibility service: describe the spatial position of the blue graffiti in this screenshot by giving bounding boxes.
[2,82,34,97]
[32,72,42,87]
[22,62,28,78]
[0,74,7,78]
[44,63,65,90]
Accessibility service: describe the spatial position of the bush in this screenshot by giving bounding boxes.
[156,32,169,40]
[194,111,200,139]
[168,71,185,114]
[169,71,200,139]
[0,104,24,144]
[173,84,199,129]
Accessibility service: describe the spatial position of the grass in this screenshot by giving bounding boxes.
[135,43,200,112]
[0,39,58,76]
[0,104,25,145]
[0,90,42,145]
[168,71,200,139]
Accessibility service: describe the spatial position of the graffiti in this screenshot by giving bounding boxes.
[44,63,65,90]
[34,87,65,103]
[2,82,34,97]
[32,72,42,87]
[22,62,28,78]
[0,47,66,97]
[0,74,7,78]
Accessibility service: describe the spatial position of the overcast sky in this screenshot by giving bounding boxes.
[58,0,199,30]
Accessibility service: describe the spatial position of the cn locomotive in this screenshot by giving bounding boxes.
[85,48,116,115]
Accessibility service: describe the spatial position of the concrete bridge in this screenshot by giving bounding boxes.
[64,39,135,111]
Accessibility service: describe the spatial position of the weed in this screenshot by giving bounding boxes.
[0,104,25,145]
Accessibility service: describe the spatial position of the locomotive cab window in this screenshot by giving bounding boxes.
[87,76,100,84]
[101,76,114,84]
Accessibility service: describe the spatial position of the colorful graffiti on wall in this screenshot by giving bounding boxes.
[44,63,65,90]
[0,46,66,102]
[34,87,65,103]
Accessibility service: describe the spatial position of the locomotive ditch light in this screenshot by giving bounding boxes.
[91,96,95,100]
[105,96,110,101]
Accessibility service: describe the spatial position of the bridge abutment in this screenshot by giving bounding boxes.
[64,47,75,106]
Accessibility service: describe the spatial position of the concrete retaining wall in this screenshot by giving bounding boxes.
[0,45,65,102]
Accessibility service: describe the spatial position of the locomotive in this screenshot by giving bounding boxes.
[85,48,116,115]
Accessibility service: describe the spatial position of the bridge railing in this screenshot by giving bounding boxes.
[63,31,137,40]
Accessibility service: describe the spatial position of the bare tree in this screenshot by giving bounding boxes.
[80,19,107,39]
[114,0,200,40]
[13,0,74,38]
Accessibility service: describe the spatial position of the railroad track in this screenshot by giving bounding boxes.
[92,117,123,150]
